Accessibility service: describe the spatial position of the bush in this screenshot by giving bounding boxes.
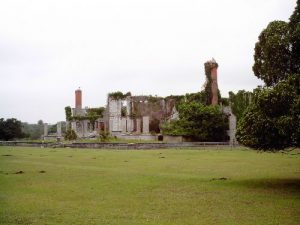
[64,130,77,140]
[99,131,110,142]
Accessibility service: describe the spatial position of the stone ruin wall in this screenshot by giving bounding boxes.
[68,58,237,142]
[128,96,178,133]
[108,98,122,133]
[204,59,219,105]
[106,95,179,134]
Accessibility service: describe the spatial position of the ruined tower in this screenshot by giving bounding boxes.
[75,88,82,109]
[204,59,219,105]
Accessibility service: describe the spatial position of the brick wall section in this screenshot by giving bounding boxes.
[210,66,218,105]
[75,89,82,109]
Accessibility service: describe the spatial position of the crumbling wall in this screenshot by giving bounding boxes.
[127,96,177,133]
[223,106,237,145]
[108,98,122,133]
[204,58,219,105]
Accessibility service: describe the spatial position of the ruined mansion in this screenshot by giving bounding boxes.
[69,89,180,141]
[67,59,237,143]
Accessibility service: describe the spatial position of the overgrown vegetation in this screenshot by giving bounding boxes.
[204,61,214,105]
[237,75,300,150]
[22,120,44,140]
[147,95,163,103]
[0,118,25,141]
[108,91,131,100]
[99,130,110,142]
[65,106,105,130]
[65,106,72,121]
[162,87,228,140]
[237,1,300,151]
[229,90,254,122]
[64,129,77,140]
[162,103,228,141]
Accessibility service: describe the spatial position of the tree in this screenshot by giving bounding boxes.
[237,1,300,151]
[64,129,77,140]
[0,118,25,141]
[162,103,228,141]
[236,75,300,150]
[253,20,291,86]
[289,0,300,73]
[49,124,57,133]
[22,122,44,140]
[253,0,300,87]
[229,90,253,122]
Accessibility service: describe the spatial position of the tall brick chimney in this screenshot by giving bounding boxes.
[204,58,219,105]
[75,88,82,109]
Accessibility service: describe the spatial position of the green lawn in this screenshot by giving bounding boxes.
[0,146,299,225]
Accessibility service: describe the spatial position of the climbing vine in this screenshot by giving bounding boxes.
[64,106,105,130]
[204,62,213,105]
[108,91,131,100]
[65,106,72,121]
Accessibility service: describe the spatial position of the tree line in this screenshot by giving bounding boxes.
[0,119,65,141]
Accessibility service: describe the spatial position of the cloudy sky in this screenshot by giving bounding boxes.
[0,0,296,124]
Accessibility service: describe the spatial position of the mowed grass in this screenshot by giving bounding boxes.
[0,147,299,225]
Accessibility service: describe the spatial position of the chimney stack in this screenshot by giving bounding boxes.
[75,88,82,109]
[204,58,219,105]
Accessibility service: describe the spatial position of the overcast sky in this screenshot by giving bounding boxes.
[0,0,296,124]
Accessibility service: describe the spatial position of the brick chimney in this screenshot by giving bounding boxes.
[75,88,82,109]
[204,58,219,105]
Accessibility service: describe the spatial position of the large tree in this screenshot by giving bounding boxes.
[22,121,44,140]
[0,118,25,141]
[237,1,300,150]
[229,90,253,122]
[253,0,300,86]
[253,20,291,86]
[162,103,228,141]
[289,0,300,73]
[236,75,300,150]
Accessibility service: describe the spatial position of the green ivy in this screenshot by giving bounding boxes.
[162,102,228,141]
[204,62,213,105]
[65,106,72,121]
[108,91,131,100]
[64,106,105,130]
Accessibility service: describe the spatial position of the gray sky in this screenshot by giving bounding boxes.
[0,0,296,124]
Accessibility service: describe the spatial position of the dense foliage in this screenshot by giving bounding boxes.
[22,121,66,140]
[289,0,300,74]
[108,91,131,100]
[165,91,214,108]
[237,1,300,151]
[65,106,72,121]
[162,103,228,141]
[236,75,300,150]
[229,90,253,122]
[22,121,44,139]
[203,62,220,105]
[0,118,25,141]
[253,21,291,86]
[65,106,104,130]
[64,129,78,140]
[253,1,300,86]
[85,107,105,129]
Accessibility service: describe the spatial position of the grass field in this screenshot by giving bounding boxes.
[0,146,299,225]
